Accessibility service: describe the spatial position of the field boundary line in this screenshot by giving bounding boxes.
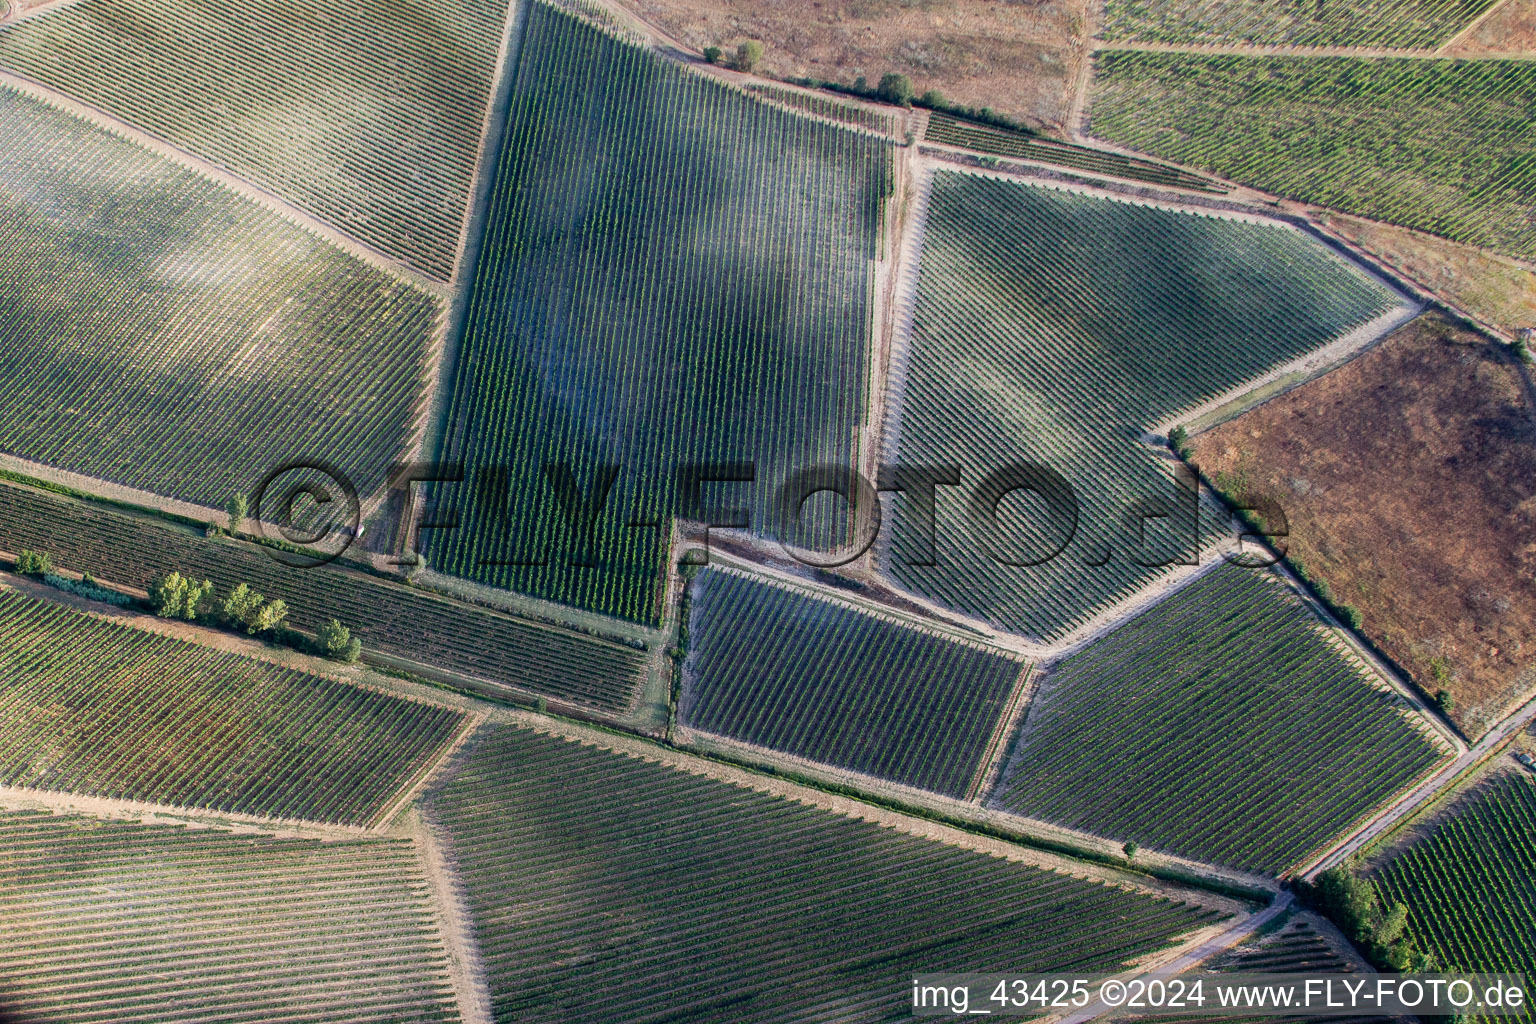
[965,662,1036,803]
[1093,40,1450,58]
[371,712,487,831]
[1151,300,1423,440]
[0,69,452,297]
[1054,892,1293,1024]
[1437,0,1517,53]
[408,805,496,1024]
[0,784,373,841]
[498,712,1265,908]
[700,545,1043,658]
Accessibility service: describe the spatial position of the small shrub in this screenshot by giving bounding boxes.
[1434,688,1455,714]
[313,618,362,663]
[42,572,132,607]
[1122,841,1138,859]
[919,88,944,107]
[703,45,721,64]
[1167,424,1189,459]
[877,72,914,107]
[1340,604,1363,629]
[14,549,51,575]
[734,40,763,72]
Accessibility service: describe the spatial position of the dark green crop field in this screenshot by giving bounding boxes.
[425,2,893,624]
[424,724,1227,1023]
[887,170,1399,640]
[993,565,1449,874]
[682,567,1028,797]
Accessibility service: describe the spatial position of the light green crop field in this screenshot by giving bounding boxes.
[0,0,512,278]
[0,85,439,508]
[0,810,462,1023]
[1100,0,1501,48]
[1091,54,1536,259]
[887,170,1399,640]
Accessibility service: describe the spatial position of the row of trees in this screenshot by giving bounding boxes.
[149,572,360,662]
[1303,866,1430,972]
[701,39,923,107]
[7,544,360,665]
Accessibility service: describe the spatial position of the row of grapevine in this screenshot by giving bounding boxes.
[422,724,1228,1023]
[681,566,1028,797]
[0,480,648,712]
[1374,771,1536,1020]
[992,565,1450,874]
[923,112,1225,193]
[425,1,894,624]
[1090,54,1536,259]
[0,0,512,278]
[0,84,440,509]
[885,170,1401,640]
[743,82,901,135]
[0,589,465,826]
[1099,0,1502,49]
[0,809,461,1022]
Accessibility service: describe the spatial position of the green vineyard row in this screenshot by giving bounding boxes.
[682,566,1027,797]
[993,565,1449,874]
[0,589,465,826]
[425,1,893,623]
[0,481,647,713]
[423,724,1227,1023]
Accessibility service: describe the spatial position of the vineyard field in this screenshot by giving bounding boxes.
[1374,772,1536,1009]
[0,810,461,1022]
[425,1,893,624]
[1099,0,1501,48]
[0,85,439,509]
[0,481,647,713]
[0,0,512,279]
[992,565,1449,874]
[681,567,1028,797]
[923,113,1224,193]
[423,724,1228,1023]
[887,171,1400,640]
[0,589,464,826]
[1090,54,1536,259]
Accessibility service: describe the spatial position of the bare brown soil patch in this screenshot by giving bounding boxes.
[615,0,1085,130]
[1193,314,1536,739]
[1323,212,1536,338]
[1443,0,1536,56]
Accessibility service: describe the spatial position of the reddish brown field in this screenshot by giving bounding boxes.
[615,0,1086,130]
[1194,314,1536,738]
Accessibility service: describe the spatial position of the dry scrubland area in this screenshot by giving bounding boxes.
[1194,314,1536,736]
[620,0,1086,129]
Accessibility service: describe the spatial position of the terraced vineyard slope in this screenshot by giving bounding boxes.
[1090,55,1536,259]
[0,481,647,713]
[0,0,513,278]
[992,565,1449,874]
[681,567,1028,797]
[887,171,1401,640]
[423,724,1228,1023]
[1374,772,1536,1006]
[0,85,439,509]
[1099,0,1502,48]
[426,1,892,624]
[0,809,461,1022]
[0,589,465,826]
